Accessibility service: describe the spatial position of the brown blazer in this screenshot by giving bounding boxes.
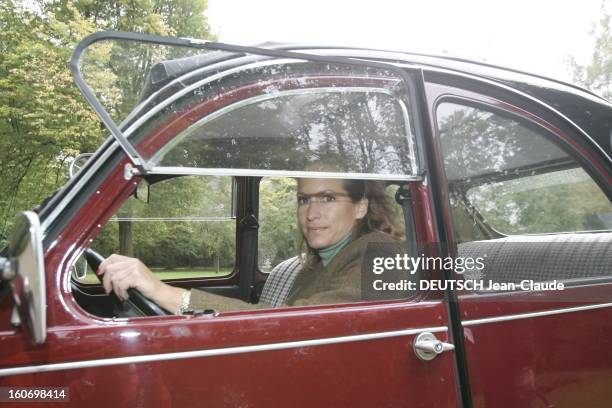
[188,231,402,312]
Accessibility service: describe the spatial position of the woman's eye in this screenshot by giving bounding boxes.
[297,196,309,205]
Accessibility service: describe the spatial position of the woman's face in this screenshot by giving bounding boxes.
[297,178,368,250]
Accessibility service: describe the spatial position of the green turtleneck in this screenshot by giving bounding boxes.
[317,231,353,267]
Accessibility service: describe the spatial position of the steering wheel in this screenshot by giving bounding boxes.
[85,249,170,317]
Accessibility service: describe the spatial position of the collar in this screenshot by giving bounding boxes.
[317,231,353,267]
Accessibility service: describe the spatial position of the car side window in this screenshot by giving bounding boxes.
[437,102,612,242]
[436,101,612,287]
[75,77,423,317]
[148,88,418,177]
[77,175,236,283]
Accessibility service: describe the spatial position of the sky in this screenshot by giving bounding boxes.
[208,0,609,84]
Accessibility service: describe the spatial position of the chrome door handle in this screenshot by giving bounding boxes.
[413,332,455,361]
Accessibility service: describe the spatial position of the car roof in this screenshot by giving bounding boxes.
[138,43,612,157]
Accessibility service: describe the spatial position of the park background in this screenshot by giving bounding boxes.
[0,0,610,274]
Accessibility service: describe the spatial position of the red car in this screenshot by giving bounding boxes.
[0,31,611,407]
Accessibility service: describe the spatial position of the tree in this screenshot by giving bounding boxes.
[259,177,299,269]
[0,0,215,247]
[569,1,612,101]
[0,1,113,246]
[50,0,215,118]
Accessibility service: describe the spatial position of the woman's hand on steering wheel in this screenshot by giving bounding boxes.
[85,249,172,316]
[97,254,161,302]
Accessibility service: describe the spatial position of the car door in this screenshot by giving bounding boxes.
[427,76,612,407]
[0,36,464,407]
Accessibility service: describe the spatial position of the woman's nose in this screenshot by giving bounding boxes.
[305,202,321,220]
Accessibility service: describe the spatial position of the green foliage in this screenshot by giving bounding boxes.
[258,177,299,270]
[0,0,214,248]
[467,172,610,235]
[61,0,216,118]
[91,176,236,274]
[568,1,611,101]
[0,1,108,246]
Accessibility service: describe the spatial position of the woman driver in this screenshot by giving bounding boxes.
[97,177,403,314]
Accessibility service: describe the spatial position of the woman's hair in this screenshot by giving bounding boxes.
[343,179,404,241]
[298,178,404,268]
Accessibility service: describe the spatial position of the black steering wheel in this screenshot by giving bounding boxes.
[85,249,170,317]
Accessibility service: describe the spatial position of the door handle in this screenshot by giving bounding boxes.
[413,332,455,361]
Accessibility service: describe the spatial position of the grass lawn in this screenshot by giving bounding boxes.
[77,267,233,285]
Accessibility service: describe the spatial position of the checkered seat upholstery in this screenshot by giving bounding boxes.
[458,232,612,284]
[259,256,302,307]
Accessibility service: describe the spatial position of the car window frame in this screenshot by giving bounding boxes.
[67,64,435,312]
[430,88,612,292]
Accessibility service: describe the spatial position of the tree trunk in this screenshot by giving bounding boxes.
[119,221,133,257]
[214,254,220,274]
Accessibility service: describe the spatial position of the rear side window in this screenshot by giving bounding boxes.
[437,102,612,241]
[437,101,612,289]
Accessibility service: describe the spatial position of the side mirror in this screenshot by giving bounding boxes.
[0,211,46,345]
